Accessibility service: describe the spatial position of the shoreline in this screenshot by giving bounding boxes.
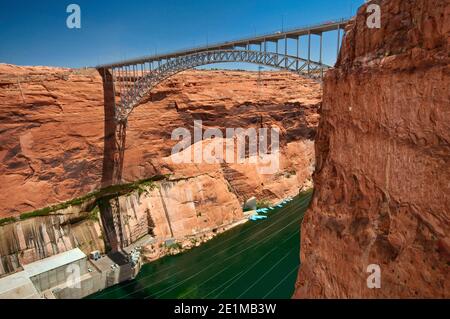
[87,190,312,299]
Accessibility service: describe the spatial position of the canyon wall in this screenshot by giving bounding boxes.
[0,175,244,276]
[295,0,449,298]
[0,67,319,218]
[0,67,319,275]
[0,201,103,275]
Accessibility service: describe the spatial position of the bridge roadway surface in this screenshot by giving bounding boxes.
[87,190,313,299]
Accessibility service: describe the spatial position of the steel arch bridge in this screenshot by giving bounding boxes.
[97,19,349,122]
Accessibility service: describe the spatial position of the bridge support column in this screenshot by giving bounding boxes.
[319,32,323,79]
[264,39,267,64]
[276,40,279,65]
[307,31,311,75]
[337,24,341,60]
[285,35,288,69]
[111,68,117,100]
[125,66,129,92]
[116,68,121,99]
[131,65,135,97]
[99,68,127,187]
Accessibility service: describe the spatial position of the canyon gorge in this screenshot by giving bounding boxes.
[0,67,319,275]
[0,0,448,299]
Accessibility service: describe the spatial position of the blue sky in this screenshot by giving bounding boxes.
[0,0,365,69]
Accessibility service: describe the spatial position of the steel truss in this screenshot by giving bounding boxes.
[98,19,348,122]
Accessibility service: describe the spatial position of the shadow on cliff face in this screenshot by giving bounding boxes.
[99,68,126,187]
[98,68,127,253]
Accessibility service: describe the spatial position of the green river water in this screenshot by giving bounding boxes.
[88,189,313,299]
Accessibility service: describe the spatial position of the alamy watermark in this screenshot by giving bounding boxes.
[66,4,81,29]
[171,120,280,175]
[66,264,81,289]
[365,1,381,29]
[366,264,381,289]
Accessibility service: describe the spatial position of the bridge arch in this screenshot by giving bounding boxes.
[98,19,348,122]
[111,49,328,122]
[97,18,348,187]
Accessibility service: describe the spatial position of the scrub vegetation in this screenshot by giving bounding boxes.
[16,175,167,222]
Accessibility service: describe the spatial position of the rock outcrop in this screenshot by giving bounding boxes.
[295,0,449,298]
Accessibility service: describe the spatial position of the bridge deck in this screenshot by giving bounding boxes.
[97,18,350,122]
[97,19,349,69]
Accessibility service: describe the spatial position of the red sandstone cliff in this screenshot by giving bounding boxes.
[0,68,320,217]
[295,0,449,298]
[0,68,320,274]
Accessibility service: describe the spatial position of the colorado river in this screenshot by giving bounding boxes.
[88,190,313,299]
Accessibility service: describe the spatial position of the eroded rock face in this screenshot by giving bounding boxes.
[295,0,449,298]
[0,174,243,276]
[0,67,320,217]
[0,66,320,274]
[0,207,105,276]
